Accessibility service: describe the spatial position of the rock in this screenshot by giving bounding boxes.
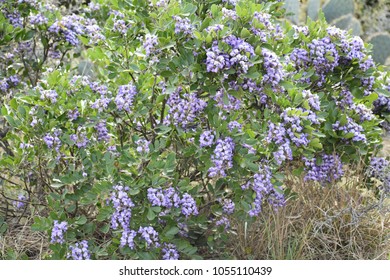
[368,33,390,65]
[331,14,362,36]
[284,0,301,24]
[323,0,355,23]
[307,0,321,20]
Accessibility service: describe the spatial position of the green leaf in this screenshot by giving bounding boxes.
[147,208,156,221]
[75,215,87,225]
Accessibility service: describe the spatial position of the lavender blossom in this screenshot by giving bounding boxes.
[172,16,194,35]
[199,130,215,148]
[216,217,231,230]
[109,185,135,230]
[40,89,58,103]
[262,48,286,87]
[220,198,235,215]
[13,194,26,209]
[138,226,160,248]
[51,220,68,244]
[208,137,235,178]
[143,34,158,56]
[115,83,137,112]
[95,121,110,142]
[136,139,150,154]
[304,154,344,183]
[180,193,199,217]
[120,229,137,249]
[67,240,91,260]
[162,243,179,260]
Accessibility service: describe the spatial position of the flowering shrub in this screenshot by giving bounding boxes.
[0,0,389,259]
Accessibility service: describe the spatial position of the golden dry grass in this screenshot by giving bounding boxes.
[228,168,390,260]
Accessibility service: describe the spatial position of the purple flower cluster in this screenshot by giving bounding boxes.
[40,89,58,103]
[147,187,199,217]
[354,104,374,122]
[303,154,344,183]
[4,11,23,28]
[277,108,310,147]
[289,48,310,69]
[70,130,89,149]
[220,198,235,215]
[173,16,194,35]
[43,132,61,151]
[115,83,137,112]
[206,36,254,74]
[49,15,85,46]
[213,89,241,111]
[251,12,282,42]
[138,226,160,248]
[67,109,80,121]
[242,165,285,216]
[332,117,366,142]
[373,95,390,114]
[120,229,137,249]
[228,121,242,132]
[147,187,181,209]
[180,193,199,217]
[216,217,231,230]
[162,243,179,260]
[302,90,320,111]
[95,121,110,142]
[222,8,237,20]
[165,87,207,129]
[273,142,293,165]
[307,37,339,85]
[90,82,112,112]
[51,220,68,244]
[13,194,26,209]
[109,185,135,230]
[208,137,235,178]
[135,139,150,154]
[113,19,129,35]
[29,13,48,26]
[199,130,215,148]
[369,157,389,184]
[67,240,91,260]
[261,48,286,87]
[143,34,158,57]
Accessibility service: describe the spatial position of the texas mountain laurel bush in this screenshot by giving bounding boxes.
[0,0,389,259]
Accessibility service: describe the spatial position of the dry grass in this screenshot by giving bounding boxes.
[0,217,48,260]
[228,168,390,260]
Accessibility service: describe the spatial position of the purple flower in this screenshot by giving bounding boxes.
[143,34,158,57]
[120,229,137,249]
[13,194,26,209]
[95,121,110,142]
[262,48,286,87]
[199,130,215,147]
[180,193,199,217]
[147,187,180,209]
[228,121,242,132]
[136,139,150,154]
[138,226,160,248]
[216,217,230,230]
[304,154,344,183]
[208,137,235,178]
[67,240,90,260]
[213,89,241,111]
[51,220,68,244]
[332,117,366,142]
[40,89,58,103]
[220,198,235,215]
[115,83,137,112]
[67,109,80,121]
[164,88,207,129]
[172,16,194,35]
[109,185,135,230]
[162,243,179,260]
